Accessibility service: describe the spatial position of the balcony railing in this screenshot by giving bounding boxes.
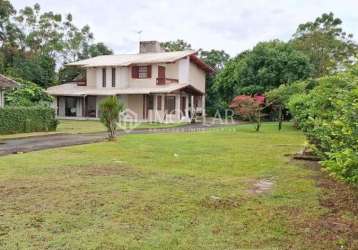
[156,78,179,85]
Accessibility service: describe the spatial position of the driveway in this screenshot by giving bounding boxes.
[0,123,232,156]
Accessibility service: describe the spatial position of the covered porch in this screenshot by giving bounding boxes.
[50,84,205,123]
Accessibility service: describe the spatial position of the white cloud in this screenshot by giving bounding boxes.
[11,0,358,56]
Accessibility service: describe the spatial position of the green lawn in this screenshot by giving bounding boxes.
[0,123,355,249]
[0,119,185,140]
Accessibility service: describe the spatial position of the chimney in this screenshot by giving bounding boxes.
[139,41,165,53]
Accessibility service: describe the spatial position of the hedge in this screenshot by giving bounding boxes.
[0,106,58,134]
[288,69,358,184]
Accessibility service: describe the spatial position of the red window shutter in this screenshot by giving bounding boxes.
[132,66,139,78]
[147,65,152,78]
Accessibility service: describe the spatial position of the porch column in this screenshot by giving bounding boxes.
[202,95,206,122]
[185,94,189,118]
[82,96,86,117]
[96,96,99,118]
[58,97,65,117]
[175,94,180,121]
[76,97,82,117]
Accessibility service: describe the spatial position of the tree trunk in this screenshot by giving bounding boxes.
[256,109,261,132]
[278,105,283,131]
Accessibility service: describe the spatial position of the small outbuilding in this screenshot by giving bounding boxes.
[0,74,19,107]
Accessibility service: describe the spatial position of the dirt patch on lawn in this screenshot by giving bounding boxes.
[247,179,274,195]
[289,160,358,249]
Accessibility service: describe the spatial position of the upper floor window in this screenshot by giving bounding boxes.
[111,68,116,87]
[102,68,106,87]
[132,65,151,79]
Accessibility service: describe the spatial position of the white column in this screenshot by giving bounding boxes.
[185,95,189,118]
[202,95,206,123]
[175,94,181,121]
[76,97,82,117]
[58,97,65,117]
[96,96,100,118]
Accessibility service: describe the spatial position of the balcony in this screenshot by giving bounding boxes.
[156,78,179,85]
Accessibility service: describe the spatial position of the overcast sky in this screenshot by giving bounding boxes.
[11,0,358,56]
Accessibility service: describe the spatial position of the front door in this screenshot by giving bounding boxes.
[65,97,77,117]
[86,96,97,117]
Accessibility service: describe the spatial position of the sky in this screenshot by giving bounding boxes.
[11,0,358,56]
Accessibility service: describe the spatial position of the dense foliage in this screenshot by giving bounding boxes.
[0,1,112,87]
[214,41,312,99]
[0,106,57,134]
[5,78,53,106]
[160,39,192,52]
[99,96,124,140]
[287,69,358,183]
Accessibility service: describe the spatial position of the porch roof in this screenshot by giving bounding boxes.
[46,83,204,97]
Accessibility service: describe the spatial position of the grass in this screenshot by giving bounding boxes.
[0,123,356,249]
[0,119,185,140]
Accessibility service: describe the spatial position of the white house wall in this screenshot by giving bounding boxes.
[86,68,96,87]
[189,61,206,93]
[178,57,190,84]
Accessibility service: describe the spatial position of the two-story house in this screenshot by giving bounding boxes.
[47,41,214,122]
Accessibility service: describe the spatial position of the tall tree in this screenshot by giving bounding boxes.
[160,39,192,51]
[291,12,358,77]
[214,40,312,103]
[58,42,113,83]
[0,2,112,87]
[80,42,113,59]
[199,49,230,115]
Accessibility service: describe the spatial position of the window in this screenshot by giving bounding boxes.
[138,66,148,78]
[102,68,106,87]
[111,68,116,87]
[132,65,151,79]
[157,96,162,110]
[165,96,176,114]
[148,95,154,110]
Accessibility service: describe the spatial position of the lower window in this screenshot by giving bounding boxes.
[165,96,176,114]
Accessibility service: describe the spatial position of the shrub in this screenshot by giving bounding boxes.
[5,78,53,107]
[288,69,358,183]
[99,96,123,140]
[0,106,58,134]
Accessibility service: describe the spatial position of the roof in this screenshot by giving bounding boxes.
[47,83,204,96]
[0,74,19,89]
[66,51,214,73]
